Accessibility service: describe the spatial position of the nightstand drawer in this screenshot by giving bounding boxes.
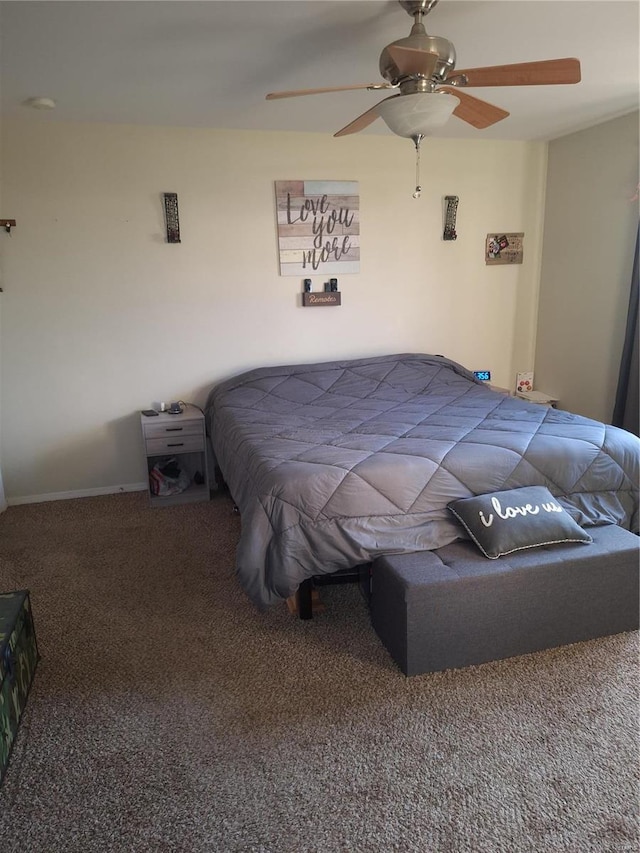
[143,420,203,440]
[145,434,204,455]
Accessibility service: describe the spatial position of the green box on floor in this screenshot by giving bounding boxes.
[0,590,39,784]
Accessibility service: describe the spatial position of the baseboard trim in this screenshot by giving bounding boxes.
[8,483,148,506]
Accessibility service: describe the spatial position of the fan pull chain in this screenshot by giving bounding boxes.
[412,134,424,199]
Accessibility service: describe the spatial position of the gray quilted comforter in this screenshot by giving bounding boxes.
[205,353,639,607]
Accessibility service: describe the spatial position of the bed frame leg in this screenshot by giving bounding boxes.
[298,579,313,620]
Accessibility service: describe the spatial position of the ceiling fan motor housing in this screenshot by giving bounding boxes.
[379,33,456,85]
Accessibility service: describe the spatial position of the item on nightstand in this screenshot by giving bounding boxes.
[516,371,534,395]
[168,402,182,415]
[0,590,39,785]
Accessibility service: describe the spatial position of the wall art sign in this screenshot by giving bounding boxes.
[302,292,341,307]
[275,180,359,276]
[486,232,524,265]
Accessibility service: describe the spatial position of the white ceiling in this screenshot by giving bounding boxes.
[1,0,638,142]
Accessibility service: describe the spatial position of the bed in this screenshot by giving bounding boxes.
[205,353,639,610]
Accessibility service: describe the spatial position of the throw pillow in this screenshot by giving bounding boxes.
[447,485,592,559]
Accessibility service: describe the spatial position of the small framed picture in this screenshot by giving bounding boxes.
[486,232,524,265]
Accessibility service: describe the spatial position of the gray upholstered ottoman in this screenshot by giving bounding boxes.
[370,525,639,676]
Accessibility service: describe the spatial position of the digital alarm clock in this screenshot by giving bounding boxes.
[474,370,491,381]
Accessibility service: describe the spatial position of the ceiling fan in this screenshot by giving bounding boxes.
[266,0,581,141]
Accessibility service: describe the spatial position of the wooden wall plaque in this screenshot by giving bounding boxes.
[276,180,359,277]
[302,292,341,307]
[485,232,524,265]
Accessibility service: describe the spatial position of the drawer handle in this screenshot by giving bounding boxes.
[167,442,184,447]
[166,427,183,432]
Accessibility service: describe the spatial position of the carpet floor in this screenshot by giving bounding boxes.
[0,491,638,852]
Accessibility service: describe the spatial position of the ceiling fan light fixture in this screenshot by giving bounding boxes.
[376,92,458,138]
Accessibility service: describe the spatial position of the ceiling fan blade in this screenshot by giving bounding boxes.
[453,58,581,88]
[334,104,382,137]
[266,84,392,100]
[440,88,509,129]
[386,45,439,78]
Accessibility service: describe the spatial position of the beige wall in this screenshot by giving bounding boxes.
[535,111,639,422]
[0,119,547,501]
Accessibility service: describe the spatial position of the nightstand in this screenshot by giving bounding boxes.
[140,405,210,507]
[516,390,559,408]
